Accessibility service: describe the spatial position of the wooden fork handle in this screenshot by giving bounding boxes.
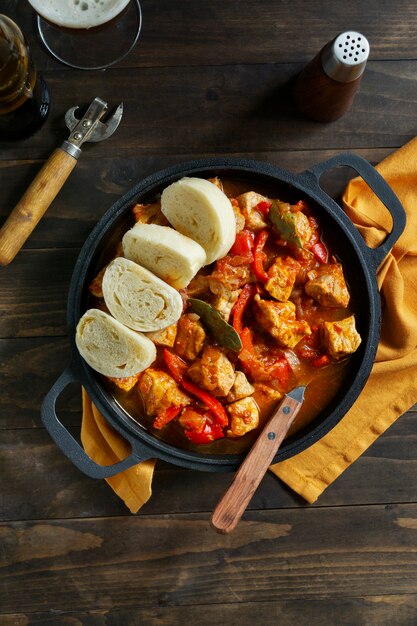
[0,147,78,266]
[211,394,303,534]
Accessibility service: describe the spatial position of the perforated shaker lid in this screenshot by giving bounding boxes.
[321,31,370,82]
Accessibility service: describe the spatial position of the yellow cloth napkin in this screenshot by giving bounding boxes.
[81,140,417,511]
[81,388,156,513]
[270,138,417,500]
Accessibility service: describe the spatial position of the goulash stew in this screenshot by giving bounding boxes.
[88,178,361,454]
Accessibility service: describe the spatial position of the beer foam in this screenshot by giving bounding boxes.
[28,0,131,29]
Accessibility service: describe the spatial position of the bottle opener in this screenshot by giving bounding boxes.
[0,97,123,265]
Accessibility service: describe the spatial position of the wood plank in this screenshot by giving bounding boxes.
[0,248,78,338]
[0,144,398,339]
[6,0,417,70]
[1,505,417,613]
[0,148,395,249]
[1,3,415,621]
[1,410,416,521]
[0,338,76,429]
[1,61,416,161]
[2,595,417,626]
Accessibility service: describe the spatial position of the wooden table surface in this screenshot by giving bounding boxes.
[1,1,417,624]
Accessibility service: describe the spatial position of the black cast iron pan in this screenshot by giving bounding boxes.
[41,153,405,478]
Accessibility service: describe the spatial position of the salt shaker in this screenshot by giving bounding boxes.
[294,31,370,122]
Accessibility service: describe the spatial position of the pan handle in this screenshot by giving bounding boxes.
[41,365,153,479]
[303,152,406,269]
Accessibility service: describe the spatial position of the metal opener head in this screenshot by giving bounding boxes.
[62,97,123,158]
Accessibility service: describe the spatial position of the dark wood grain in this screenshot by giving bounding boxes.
[1,61,417,161]
[0,248,78,338]
[1,505,417,613]
[1,408,416,521]
[0,149,394,249]
[5,0,417,70]
[0,338,75,429]
[0,149,392,339]
[1,0,417,620]
[2,595,417,626]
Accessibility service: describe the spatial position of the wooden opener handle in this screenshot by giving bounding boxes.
[211,392,304,534]
[0,147,77,266]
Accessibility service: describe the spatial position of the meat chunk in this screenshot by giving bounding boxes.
[265,255,299,302]
[271,201,315,248]
[107,374,140,392]
[188,345,235,397]
[255,294,311,349]
[132,202,169,226]
[138,369,190,416]
[179,407,206,432]
[226,371,255,403]
[292,211,315,247]
[145,324,177,347]
[237,191,268,231]
[230,199,246,233]
[174,313,206,361]
[226,397,259,438]
[208,176,223,191]
[305,263,350,308]
[212,289,241,322]
[294,254,319,284]
[253,382,283,403]
[209,254,253,298]
[323,316,361,360]
[89,266,106,298]
[185,274,211,298]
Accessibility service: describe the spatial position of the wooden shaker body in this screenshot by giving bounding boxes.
[294,47,363,122]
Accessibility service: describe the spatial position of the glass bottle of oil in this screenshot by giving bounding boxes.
[0,14,50,140]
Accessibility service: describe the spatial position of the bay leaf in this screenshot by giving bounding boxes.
[269,199,303,248]
[188,298,242,352]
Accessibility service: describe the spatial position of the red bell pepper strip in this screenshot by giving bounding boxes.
[238,327,257,376]
[256,199,272,217]
[153,405,183,430]
[252,230,269,283]
[232,283,256,335]
[295,328,322,360]
[311,354,331,368]
[239,327,290,386]
[292,200,309,213]
[240,326,255,352]
[184,419,225,444]
[310,241,329,264]
[240,327,279,381]
[179,407,206,431]
[238,327,261,377]
[163,349,188,383]
[268,358,290,386]
[164,350,229,428]
[230,229,255,255]
[181,379,229,427]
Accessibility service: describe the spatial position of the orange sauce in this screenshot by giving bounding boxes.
[93,178,359,455]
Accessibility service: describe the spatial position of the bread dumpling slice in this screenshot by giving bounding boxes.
[122,223,206,290]
[76,309,156,378]
[161,177,236,264]
[103,257,183,332]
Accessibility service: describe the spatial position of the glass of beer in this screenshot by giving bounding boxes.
[26,0,142,70]
[0,14,49,140]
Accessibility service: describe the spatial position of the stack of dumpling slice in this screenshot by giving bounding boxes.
[76,177,237,378]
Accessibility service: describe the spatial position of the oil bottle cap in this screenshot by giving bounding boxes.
[321,31,370,83]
